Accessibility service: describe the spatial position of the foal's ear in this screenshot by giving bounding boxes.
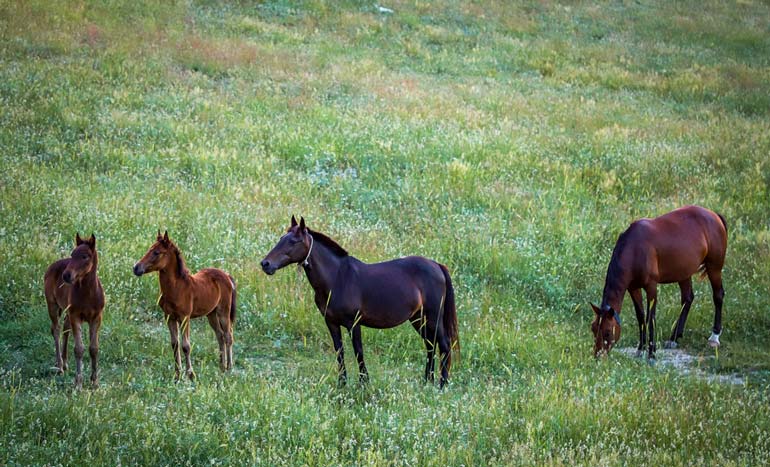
[87,233,96,248]
[291,215,298,227]
[299,216,306,231]
[163,230,170,243]
[590,303,601,315]
[76,232,84,246]
[157,229,163,241]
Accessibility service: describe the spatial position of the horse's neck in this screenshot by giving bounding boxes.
[74,259,99,292]
[602,266,628,312]
[303,240,346,299]
[158,252,189,294]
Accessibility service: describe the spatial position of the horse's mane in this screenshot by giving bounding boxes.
[168,242,190,279]
[603,228,629,299]
[307,228,348,257]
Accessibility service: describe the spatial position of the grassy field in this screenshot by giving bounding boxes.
[2,0,770,465]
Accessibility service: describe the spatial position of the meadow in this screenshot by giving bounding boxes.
[1,0,770,465]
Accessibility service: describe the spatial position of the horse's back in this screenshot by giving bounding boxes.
[190,267,234,316]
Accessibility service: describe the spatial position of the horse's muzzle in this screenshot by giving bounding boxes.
[260,260,275,275]
[133,263,145,276]
[62,271,73,284]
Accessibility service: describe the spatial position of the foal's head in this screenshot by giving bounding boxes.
[260,216,312,275]
[63,233,97,284]
[590,303,622,357]
[133,230,179,276]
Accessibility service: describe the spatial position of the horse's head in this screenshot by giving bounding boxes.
[261,215,312,275]
[133,230,175,276]
[590,303,621,357]
[63,233,97,284]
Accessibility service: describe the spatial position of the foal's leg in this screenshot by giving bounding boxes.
[89,314,102,387]
[629,289,645,357]
[181,316,195,380]
[46,299,64,373]
[667,278,694,347]
[217,309,234,371]
[707,269,725,347]
[167,318,182,381]
[61,314,71,371]
[410,317,434,383]
[350,323,368,384]
[326,320,346,386]
[207,313,226,371]
[70,315,84,389]
[645,285,658,360]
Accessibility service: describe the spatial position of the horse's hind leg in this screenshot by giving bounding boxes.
[207,313,226,371]
[436,328,451,388]
[181,317,195,380]
[706,269,725,347]
[629,289,645,357]
[46,299,64,374]
[350,323,368,384]
[89,314,102,387]
[410,316,434,383]
[666,278,694,348]
[218,309,234,371]
[645,284,658,360]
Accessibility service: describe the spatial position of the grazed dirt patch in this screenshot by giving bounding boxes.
[617,347,746,385]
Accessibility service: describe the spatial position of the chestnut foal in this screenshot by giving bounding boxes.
[133,231,236,380]
[44,233,105,389]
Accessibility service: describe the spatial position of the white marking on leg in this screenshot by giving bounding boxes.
[708,332,721,347]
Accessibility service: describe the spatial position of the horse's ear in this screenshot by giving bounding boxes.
[75,232,84,246]
[87,233,96,248]
[299,216,306,231]
[291,215,298,227]
[590,303,601,315]
[163,230,170,243]
[157,229,163,241]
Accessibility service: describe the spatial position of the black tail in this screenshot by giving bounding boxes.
[438,263,459,372]
[717,212,728,235]
[229,274,237,324]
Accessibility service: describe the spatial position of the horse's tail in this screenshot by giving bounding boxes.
[229,274,237,325]
[717,212,728,236]
[438,263,459,372]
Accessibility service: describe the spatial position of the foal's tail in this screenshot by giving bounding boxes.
[439,263,459,372]
[229,274,237,325]
[717,212,728,236]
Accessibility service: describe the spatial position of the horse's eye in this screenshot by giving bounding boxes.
[152,250,159,256]
[289,238,300,244]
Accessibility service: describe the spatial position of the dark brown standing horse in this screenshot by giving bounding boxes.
[133,231,236,380]
[591,205,728,359]
[261,216,459,387]
[44,233,105,389]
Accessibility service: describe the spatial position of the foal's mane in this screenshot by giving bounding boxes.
[307,228,348,257]
[165,240,190,279]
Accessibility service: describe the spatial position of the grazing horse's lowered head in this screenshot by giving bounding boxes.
[260,215,313,275]
[590,303,622,357]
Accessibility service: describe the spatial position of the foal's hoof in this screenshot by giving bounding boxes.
[663,340,678,349]
[187,370,196,381]
[74,376,83,390]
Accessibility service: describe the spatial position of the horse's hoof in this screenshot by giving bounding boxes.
[187,371,196,381]
[647,357,657,366]
[663,340,678,349]
[635,349,644,358]
[708,332,721,348]
[74,376,83,390]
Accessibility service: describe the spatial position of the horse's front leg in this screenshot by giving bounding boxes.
[629,289,645,357]
[70,315,84,389]
[326,320,346,386]
[167,317,182,381]
[645,285,658,361]
[350,322,368,384]
[89,314,102,387]
[181,316,195,380]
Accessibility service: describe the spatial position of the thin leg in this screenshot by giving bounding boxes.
[326,320,346,386]
[437,328,451,388]
[411,317,435,383]
[645,285,658,360]
[629,289,645,356]
[62,314,71,371]
[181,317,195,380]
[168,318,182,381]
[47,300,63,373]
[350,324,368,383]
[207,314,226,371]
[71,316,84,389]
[708,269,725,347]
[89,315,102,387]
[218,312,233,371]
[668,278,694,345]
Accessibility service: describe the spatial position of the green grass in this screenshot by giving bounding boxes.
[2,0,770,464]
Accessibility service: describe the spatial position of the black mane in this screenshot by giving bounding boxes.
[171,244,190,279]
[603,228,630,300]
[308,228,349,257]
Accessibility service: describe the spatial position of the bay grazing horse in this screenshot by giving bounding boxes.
[260,216,459,388]
[133,231,236,380]
[591,205,728,359]
[44,233,105,388]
